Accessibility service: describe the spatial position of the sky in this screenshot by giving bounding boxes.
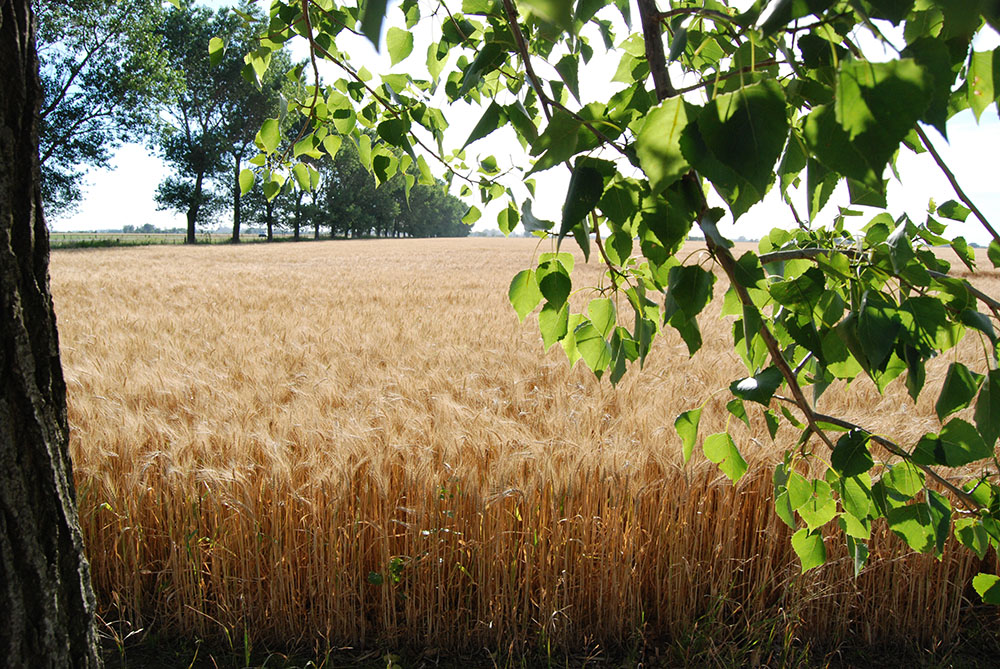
[53,1,1000,246]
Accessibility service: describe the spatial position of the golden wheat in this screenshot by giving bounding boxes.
[50,238,997,653]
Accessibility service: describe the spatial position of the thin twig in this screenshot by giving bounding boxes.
[915,125,1000,246]
[500,0,552,122]
[774,396,982,511]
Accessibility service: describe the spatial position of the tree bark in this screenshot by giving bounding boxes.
[265,198,273,241]
[0,1,101,666]
[231,153,241,243]
[186,169,204,244]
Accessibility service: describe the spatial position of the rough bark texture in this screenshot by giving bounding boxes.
[231,154,241,243]
[186,169,204,244]
[0,1,101,665]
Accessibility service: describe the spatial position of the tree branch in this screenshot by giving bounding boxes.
[915,125,1000,246]
[500,0,552,122]
[775,396,983,511]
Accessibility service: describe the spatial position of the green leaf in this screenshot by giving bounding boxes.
[508,270,542,322]
[883,461,925,498]
[386,27,414,65]
[886,503,936,554]
[675,408,702,464]
[846,534,869,576]
[561,163,604,234]
[462,206,481,225]
[262,178,281,202]
[538,302,569,351]
[956,518,989,560]
[238,168,255,196]
[792,528,827,573]
[806,60,932,190]
[664,265,716,321]
[555,54,580,102]
[787,471,812,510]
[837,474,873,520]
[463,101,504,149]
[519,0,574,30]
[497,205,519,236]
[359,0,390,48]
[529,110,581,174]
[258,118,280,154]
[973,573,1000,604]
[559,312,584,366]
[937,200,971,222]
[726,398,750,430]
[975,370,1000,447]
[575,321,611,375]
[680,80,789,219]
[831,430,874,478]
[764,409,780,440]
[989,241,1000,268]
[935,362,985,421]
[912,418,992,468]
[536,260,571,308]
[322,135,343,160]
[798,479,837,531]
[208,36,224,67]
[635,98,691,193]
[292,162,310,190]
[702,432,748,483]
[729,367,783,406]
[967,50,997,121]
[587,298,615,338]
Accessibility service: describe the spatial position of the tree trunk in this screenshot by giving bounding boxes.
[186,170,204,244]
[293,190,302,241]
[313,219,319,239]
[231,153,241,243]
[0,1,101,666]
[265,198,273,241]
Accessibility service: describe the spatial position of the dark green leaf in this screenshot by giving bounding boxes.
[831,430,874,478]
[935,362,985,421]
[536,260,572,309]
[463,101,504,149]
[912,418,992,468]
[975,370,1000,447]
[664,265,716,322]
[680,80,789,219]
[989,241,1000,268]
[729,367,784,406]
[359,0,390,48]
[726,398,750,429]
[561,163,604,235]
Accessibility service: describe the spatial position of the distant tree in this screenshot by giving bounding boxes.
[217,2,291,243]
[155,3,286,244]
[35,0,176,216]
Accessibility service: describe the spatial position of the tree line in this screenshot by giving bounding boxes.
[36,0,471,243]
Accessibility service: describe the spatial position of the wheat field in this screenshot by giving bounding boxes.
[50,238,996,658]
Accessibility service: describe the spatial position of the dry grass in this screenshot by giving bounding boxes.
[51,238,998,657]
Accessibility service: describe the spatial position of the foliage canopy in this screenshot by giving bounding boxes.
[232,0,1000,599]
